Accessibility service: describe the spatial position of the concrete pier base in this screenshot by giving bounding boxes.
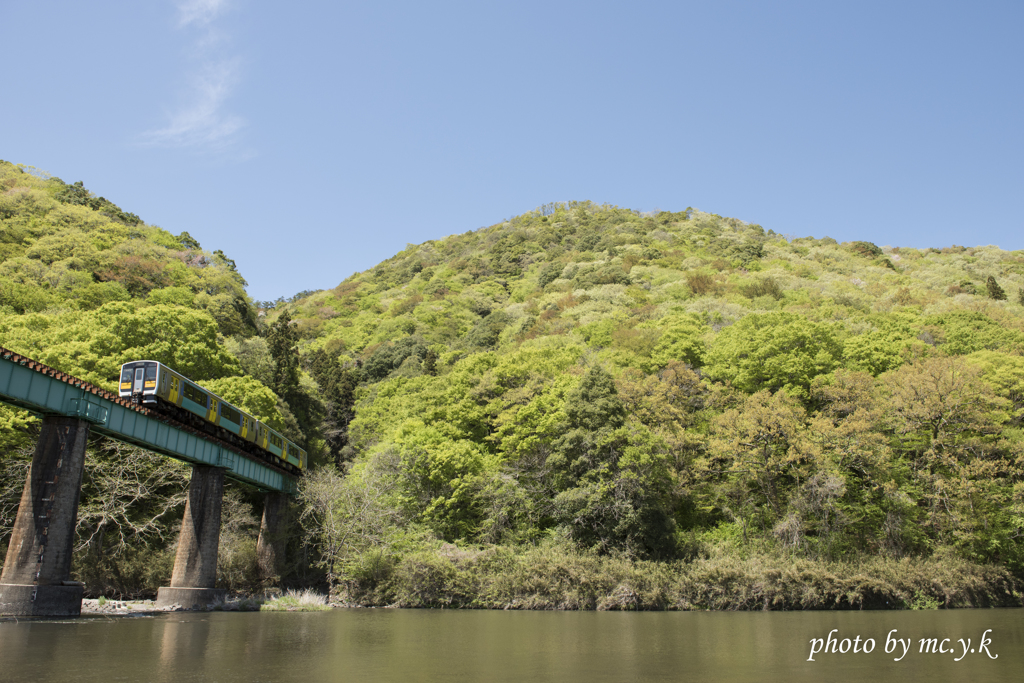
[0,583,85,617]
[154,586,227,610]
[256,492,288,583]
[155,466,225,608]
[0,416,90,617]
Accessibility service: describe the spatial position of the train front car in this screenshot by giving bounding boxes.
[118,361,161,405]
[118,360,298,472]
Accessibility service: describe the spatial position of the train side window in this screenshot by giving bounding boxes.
[183,383,208,408]
[221,404,241,425]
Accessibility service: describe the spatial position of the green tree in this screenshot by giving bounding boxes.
[297,460,407,596]
[708,390,813,533]
[843,330,910,375]
[879,356,1017,561]
[986,276,1007,301]
[922,311,1024,355]
[546,366,677,557]
[703,312,843,397]
[966,350,1024,425]
[307,349,361,465]
[176,231,201,250]
[880,356,998,456]
[648,314,706,368]
[0,302,239,388]
[393,421,492,540]
[266,312,300,397]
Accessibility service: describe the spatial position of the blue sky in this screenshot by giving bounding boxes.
[2,1,1021,302]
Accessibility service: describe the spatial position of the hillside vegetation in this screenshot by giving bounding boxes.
[279,201,1024,606]
[2,160,1023,607]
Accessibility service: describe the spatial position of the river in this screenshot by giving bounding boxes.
[1,608,1021,682]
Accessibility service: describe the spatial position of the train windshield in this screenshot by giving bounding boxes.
[120,367,133,383]
[145,365,157,381]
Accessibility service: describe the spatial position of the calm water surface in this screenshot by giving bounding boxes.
[1,608,1021,682]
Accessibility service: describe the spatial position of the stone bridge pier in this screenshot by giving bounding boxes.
[1,421,292,616]
[256,492,289,584]
[0,416,90,616]
[156,465,227,609]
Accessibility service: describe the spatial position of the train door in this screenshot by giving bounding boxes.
[169,375,181,404]
[132,367,145,394]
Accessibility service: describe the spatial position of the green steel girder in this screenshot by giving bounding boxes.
[0,349,297,495]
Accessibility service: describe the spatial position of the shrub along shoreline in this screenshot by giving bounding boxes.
[335,542,1022,611]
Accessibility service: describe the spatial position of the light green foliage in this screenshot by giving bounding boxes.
[297,455,413,593]
[0,407,36,453]
[922,311,1024,355]
[578,315,623,348]
[966,350,1024,423]
[0,161,255,334]
[223,335,276,387]
[393,421,493,539]
[0,302,239,389]
[648,312,707,368]
[843,330,911,375]
[704,312,844,397]
[491,375,575,459]
[147,286,195,307]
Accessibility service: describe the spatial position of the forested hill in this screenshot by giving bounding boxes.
[3,157,1024,604]
[271,199,1024,580]
[0,160,303,594]
[0,163,253,334]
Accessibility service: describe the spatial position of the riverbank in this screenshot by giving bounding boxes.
[80,589,331,614]
[335,542,1023,610]
[80,597,257,615]
[76,544,1023,613]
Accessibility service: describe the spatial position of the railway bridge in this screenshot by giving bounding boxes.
[0,346,298,616]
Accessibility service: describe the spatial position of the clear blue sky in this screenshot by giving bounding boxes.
[2,1,1021,302]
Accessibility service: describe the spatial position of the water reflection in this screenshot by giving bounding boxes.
[1,608,1021,682]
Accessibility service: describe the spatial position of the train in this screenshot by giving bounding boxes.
[118,360,306,472]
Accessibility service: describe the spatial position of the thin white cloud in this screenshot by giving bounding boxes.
[177,0,229,28]
[139,0,246,154]
[140,60,245,149]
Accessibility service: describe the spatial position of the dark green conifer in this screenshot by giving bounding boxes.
[986,275,1007,300]
[266,311,300,397]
